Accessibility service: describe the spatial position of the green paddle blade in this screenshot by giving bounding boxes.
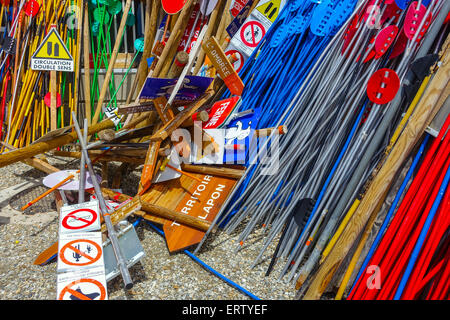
[134,38,145,52]
[93,7,110,24]
[91,20,101,36]
[126,13,135,26]
[107,0,123,15]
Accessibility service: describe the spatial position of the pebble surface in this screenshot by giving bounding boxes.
[0,157,296,300]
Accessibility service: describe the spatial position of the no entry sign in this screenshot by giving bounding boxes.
[59,201,100,234]
[240,20,266,48]
[226,49,245,73]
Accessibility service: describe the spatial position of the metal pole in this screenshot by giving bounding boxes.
[71,112,133,289]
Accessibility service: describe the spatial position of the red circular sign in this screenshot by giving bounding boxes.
[62,208,98,230]
[225,49,244,73]
[367,68,400,105]
[59,239,102,267]
[58,278,106,300]
[240,21,266,48]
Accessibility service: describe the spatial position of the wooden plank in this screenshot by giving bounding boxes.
[162,173,237,252]
[139,140,163,194]
[149,90,214,142]
[303,41,450,300]
[181,164,245,179]
[140,198,211,232]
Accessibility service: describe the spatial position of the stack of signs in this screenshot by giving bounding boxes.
[225,0,287,70]
[56,201,108,300]
[177,3,205,53]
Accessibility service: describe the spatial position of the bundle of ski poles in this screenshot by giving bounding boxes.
[200,0,450,300]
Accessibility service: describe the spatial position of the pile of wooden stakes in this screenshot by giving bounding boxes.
[0,0,448,301]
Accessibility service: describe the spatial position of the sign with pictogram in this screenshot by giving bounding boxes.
[225,49,245,73]
[57,232,104,272]
[231,0,249,17]
[255,0,283,23]
[57,267,107,300]
[59,201,100,234]
[240,20,266,48]
[31,27,74,72]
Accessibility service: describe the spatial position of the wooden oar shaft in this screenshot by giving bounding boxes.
[54,151,145,165]
[21,173,75,211]
[0,119,115,168]
[139,198,211,232]
[91,0,132,126]
[181,163,245,179]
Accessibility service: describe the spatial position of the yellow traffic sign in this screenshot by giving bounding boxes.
[31,28,74,72]
[256,0,282,23]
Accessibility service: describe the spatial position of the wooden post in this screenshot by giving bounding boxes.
[0,119,116,168]
[50,70,57,131]
[181,164,245,179]
[152,0,196,78]
[167,51,189,78]
[83,1,92,125]
[91,0,132,126]
[139,197,212,232]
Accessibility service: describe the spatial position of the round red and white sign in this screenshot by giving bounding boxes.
[61,208,98,231]
[367,68,400,105]
[240,20,266,48]
[59,239,102,267]
[162,0,187,15]
[225,49,244,73]
[58,278,106,300]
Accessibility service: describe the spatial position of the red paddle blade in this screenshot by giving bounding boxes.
[161,0,187,15]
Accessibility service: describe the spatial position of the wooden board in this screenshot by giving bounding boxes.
[159,173,237,252]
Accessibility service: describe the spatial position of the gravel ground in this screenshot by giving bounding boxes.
[0,157,297,300]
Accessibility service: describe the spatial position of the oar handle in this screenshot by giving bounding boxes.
[166,163,203,183]
[21,174,75,211]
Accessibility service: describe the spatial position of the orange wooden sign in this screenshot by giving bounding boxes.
[203,37,244,96]
[140,170,238,252]
[160,173,237,252]
[139,140,162,194]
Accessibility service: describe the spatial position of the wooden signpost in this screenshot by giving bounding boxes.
[203,36,244,96]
